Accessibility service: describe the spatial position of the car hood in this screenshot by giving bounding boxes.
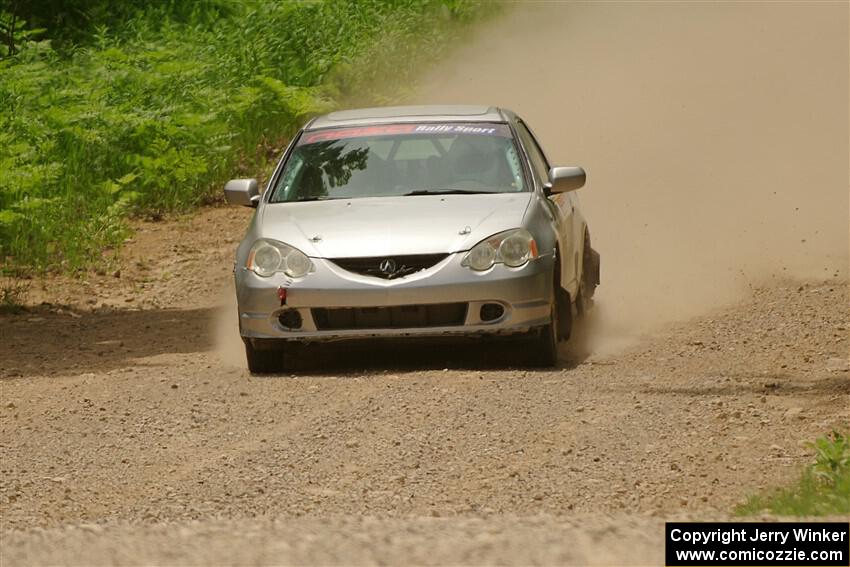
[258,193,532,258]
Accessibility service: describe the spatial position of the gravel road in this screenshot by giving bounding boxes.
[1,204,847,563]
[1,2,847,566]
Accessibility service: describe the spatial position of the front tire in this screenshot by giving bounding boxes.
[245,340,285,374]
[531,274,570,368]
[533,321,558,367]
[577,232,599,318]
[575,277,590,318]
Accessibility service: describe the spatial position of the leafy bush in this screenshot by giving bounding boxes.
[737,431,850,516]
[1,0,233,53]
[0,0,496,272]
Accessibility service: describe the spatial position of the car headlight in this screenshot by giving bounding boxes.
[462,229,538,271]
[247,239,313,278]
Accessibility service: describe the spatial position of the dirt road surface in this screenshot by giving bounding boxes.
[1,3,848,566]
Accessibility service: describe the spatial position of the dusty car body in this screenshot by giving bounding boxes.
[225,105,599,372]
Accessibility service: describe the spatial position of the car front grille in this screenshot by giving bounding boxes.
[312,303,468,331]
[329,254,448,280]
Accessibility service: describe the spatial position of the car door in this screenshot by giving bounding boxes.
[514,119,579,294]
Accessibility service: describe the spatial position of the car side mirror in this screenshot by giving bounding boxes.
[545,166,586,194]
[224,178,260,207]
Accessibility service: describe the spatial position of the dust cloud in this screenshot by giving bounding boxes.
[413,2,849,350]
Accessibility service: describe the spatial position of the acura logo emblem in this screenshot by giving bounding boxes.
[379,258,397,275]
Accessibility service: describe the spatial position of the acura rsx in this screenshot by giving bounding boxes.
[225,105,600,373]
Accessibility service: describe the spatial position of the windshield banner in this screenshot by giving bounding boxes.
[300,123,512,145]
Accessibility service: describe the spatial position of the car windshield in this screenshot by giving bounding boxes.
[269,122,527,202]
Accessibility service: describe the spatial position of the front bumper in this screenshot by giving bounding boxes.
[236,253,554,342]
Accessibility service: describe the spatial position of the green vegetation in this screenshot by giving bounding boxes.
[737,431,850,516]
[0,0,495,273]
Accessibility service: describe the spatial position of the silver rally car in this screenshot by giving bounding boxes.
[225,105,600,372]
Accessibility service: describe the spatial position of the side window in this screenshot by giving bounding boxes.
[515,121,550,185]
[276,153,304,201]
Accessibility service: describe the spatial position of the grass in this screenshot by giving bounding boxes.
[0,0,498,273]
[736,431,850,516]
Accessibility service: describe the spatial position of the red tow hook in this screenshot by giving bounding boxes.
[277,287,287,306]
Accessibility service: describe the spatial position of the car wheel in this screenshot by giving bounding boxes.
[583,232,599,299]
[576,276,590,318]
[533,323,558,368]
[555,285,572,340]
[244,340,285,374]
[577,233,598,318]
[532,285,568,368]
